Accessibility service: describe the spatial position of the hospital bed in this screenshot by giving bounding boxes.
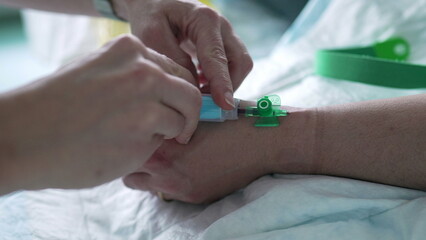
[2,0,426,239]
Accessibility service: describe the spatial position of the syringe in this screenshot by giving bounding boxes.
[199,94,240,122]
[200,94,288,127]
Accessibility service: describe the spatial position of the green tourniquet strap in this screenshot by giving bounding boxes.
[315,37,426,89]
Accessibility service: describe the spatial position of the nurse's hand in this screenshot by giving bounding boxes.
[122,118,277,204]
[114,0,253,110]
[0,35,201,194]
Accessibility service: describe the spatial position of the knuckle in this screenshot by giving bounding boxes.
[130,60,151,78]
[195,7,220,22]
[171,57,197,83]
[176,65,195,82]
[148,50,192,81]
[157,72,173,86]
[144,49,168,69]
[171,70,197,89]
[131,61,163,89]
[169,81,201,119]
[139,21,164,45]
[207,46,228,65]
[166,55,182,72]
[106,35,142,60]
[221,18,232,30]
[146,47,163,60]
[114,34,141,50]
[164,56,183,74]
[174,56,194,70]
[242,52,254,73]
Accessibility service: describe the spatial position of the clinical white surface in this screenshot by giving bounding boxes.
[2,0,426,239]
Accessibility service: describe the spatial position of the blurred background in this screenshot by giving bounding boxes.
[0,5,56,92]
[0,0,307,93]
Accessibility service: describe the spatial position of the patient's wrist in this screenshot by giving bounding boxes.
[268,107,318,175]
[234,100,317,175]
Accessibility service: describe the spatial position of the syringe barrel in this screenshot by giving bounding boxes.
[199,94,239,122]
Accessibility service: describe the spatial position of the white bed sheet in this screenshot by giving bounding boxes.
[2,0,426,239]
[3,175,426,240]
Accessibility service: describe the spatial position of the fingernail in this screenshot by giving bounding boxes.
[225,92,235,108]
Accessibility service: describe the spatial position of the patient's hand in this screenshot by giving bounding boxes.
[123,106,315,203]
[123,118,275,203]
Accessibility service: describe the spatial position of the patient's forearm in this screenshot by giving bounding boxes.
[122,95,426,203]
[280,94,426,190]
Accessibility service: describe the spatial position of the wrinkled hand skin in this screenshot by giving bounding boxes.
[115,0,253,109]
[123,117,277,204]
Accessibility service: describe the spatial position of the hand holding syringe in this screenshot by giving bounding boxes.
[200,94,288,127]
